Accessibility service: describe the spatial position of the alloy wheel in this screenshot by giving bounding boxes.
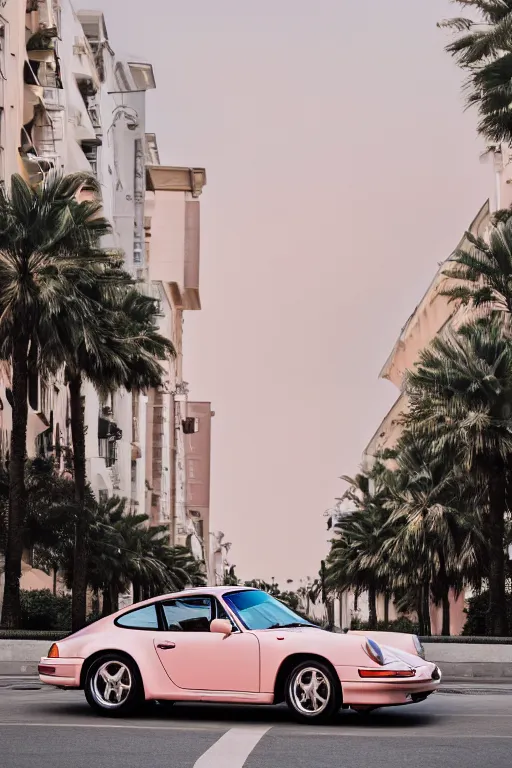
[290,666,331,716]
[91,661,132,709]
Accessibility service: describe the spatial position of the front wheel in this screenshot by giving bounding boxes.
[285,660,341,724]
[85,654,143,717]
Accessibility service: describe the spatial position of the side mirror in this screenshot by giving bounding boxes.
[210,619,232,636]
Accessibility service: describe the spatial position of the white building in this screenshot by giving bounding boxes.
[0,1,214,607]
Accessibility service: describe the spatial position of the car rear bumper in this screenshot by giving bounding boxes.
[38,657,83,688]
[337,664,441,706]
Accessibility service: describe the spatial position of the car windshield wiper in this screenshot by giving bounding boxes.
[267,622,311,629]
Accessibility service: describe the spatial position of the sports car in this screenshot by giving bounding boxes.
[38,586,441,722]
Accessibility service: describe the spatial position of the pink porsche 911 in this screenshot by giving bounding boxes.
[38,586,441,723]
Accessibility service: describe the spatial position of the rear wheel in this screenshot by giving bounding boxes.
[285,660,341,724]
[85,654,143,717]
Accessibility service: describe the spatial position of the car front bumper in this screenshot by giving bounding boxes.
[337,664,442,707]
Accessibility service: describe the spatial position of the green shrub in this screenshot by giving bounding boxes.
[350,616,419,634]
[20,589,71,631]
[462,591,512,636]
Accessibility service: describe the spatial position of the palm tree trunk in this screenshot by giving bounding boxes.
[1,336,29,628]
[417,590,425,636]
[437,549,450,636]
[368,585,377,629]
[422,582,431,637]
[441,591,451,637]
[69,372,88,633]
[110,584,119,614]
[384,591,390,626]
[101,586,112,617]
[488,473,507,636]
[132,577,141,604]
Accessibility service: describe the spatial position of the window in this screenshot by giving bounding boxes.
[224,590,311,631]
[116,604,159,630]
[162,597,212,632]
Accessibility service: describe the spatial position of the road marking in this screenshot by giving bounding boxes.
[193,726,271,767]
[0,721,226,733]
[2,721,512,740]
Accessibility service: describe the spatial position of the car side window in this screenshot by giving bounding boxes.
[162,597,212,632]
[116,604,159,630]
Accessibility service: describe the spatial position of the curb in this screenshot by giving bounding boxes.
[439,687,512,695]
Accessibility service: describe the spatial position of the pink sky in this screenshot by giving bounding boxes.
[80,0,489,586]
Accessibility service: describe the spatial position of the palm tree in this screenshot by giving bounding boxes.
[155,544,206,595]
[442,214,512,314]
[384,436,485,635]
[55,496,205,615]
[438,1,512,143]
[223,565,240,586]
[0,172,113,628]
[326,474,391,630]
[43,265,175,630]
[404,316,512,635]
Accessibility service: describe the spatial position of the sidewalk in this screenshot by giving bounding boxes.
[0,676,42,689]
[439,679,512,695]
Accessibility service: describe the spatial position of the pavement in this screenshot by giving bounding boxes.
[2,681,512,767]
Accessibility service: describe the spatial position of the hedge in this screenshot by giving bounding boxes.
[0,630,69,640]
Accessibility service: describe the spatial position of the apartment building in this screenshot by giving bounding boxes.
[144,165,213,568]
[0,1,214,605]
[347,184,505,632]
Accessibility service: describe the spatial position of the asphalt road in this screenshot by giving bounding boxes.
[1,682,511,768]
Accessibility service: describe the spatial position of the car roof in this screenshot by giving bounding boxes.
[166,585,255,599]
[117,585,257,613]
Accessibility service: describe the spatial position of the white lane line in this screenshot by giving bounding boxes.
[193,725,271,767]
[0,721,225,732]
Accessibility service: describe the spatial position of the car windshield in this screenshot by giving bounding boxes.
[224,590,314,630]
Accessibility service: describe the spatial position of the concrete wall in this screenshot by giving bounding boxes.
[3,639,512,678]
[0,640,50,676]
[424,642,512,679]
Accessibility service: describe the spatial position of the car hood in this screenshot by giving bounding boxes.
[259,626,429,668]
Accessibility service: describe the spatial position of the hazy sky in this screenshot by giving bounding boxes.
[80,0,490,586]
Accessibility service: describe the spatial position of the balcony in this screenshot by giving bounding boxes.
[146,166,206,197]
[26,0,58,38]
[26,47,62,90]
[23,83,43,125]
[98,417,122,441]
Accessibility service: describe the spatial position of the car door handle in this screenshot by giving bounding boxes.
[157,642,176,650]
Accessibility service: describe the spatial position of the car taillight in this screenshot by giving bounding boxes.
[48,643,59,659]
[359,668,415,678]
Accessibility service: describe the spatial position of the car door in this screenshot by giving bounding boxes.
[153,596,260,692]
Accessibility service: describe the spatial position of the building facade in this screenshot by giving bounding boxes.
[345,192,503,632]
[0,1,216,608]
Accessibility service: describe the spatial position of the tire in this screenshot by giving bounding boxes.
[84,654,143,717]
[285,660,341,724]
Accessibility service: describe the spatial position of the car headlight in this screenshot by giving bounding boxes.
[364,638,384,665]
[413,635,425,659]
